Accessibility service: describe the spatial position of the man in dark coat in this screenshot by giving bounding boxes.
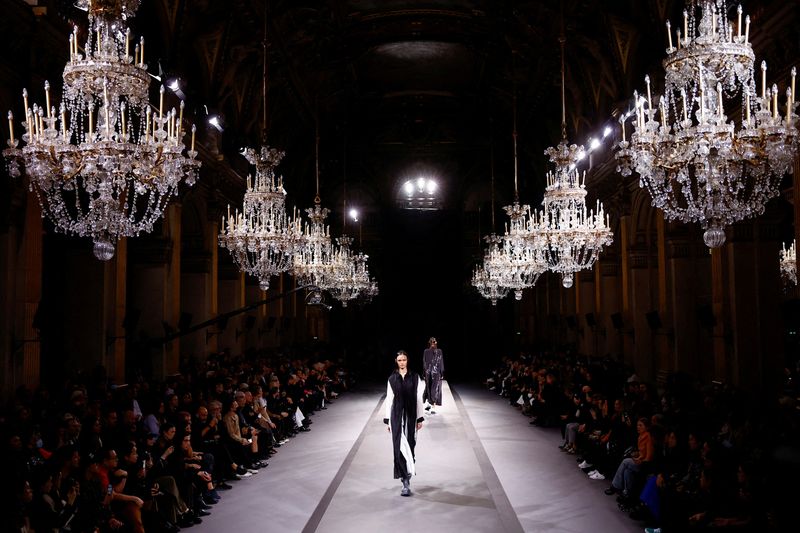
[422,337,445,413]
[384,350,426,496]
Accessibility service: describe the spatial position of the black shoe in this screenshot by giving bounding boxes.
[162,520,180,533]
[228,474,242,481]
[216,481,233,490]
[195,508,211,517]
[604,487,617,495]
[178,515,195,528]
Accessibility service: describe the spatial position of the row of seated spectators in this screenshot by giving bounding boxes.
[1,350,351,532]
[486,352,800,533]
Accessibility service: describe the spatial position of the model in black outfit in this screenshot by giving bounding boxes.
[384,350,426,496]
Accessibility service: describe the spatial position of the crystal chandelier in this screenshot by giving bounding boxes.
[218,146,303,291]
[322,236,372,307]
[532,37,613,288]
[294,203,334,286]
[472,234,510,305]
[3,0,200,260]
[534,141,613,289]
[616,0,797,248]
[292,127,335,287]
[487,95,545,300]
[780,240,797,285]
[497,202,544,299]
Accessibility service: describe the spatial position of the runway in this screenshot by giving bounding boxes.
[195,383,642,533]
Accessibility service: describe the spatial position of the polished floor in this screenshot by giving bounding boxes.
[194,383,642,533]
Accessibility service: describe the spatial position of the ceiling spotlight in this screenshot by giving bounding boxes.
[168,79,180,92]
[589,138,601,150]
[603,126,612,138]
[404,181,414,195]
[426,180,437,194]
[349,208,359,222]
[417,177,426,191]
[208,115,223,131]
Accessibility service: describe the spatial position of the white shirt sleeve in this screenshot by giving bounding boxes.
[417,377,427,422]
[385,379,394,423]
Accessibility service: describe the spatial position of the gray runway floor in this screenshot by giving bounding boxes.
[194,383,642,533]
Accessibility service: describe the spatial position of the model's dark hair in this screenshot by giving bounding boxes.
[396,350,408,358]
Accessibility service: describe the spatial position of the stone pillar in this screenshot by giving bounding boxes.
[104,238,127,384]
[164,204,182,375]
[629,248,655,382]
[619,215,635,363]
[1,191,43,392]
[599,260,622,357]
[577,270,597,357]
[725,221,783,391]
[710,246,730,383]
[667,235,701,377]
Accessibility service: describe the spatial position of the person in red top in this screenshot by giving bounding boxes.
[605,417,654,499]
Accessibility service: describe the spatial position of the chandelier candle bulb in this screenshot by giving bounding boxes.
[761,61,767,100]
[120,102,126,139]
[745,90,751,125]
[677,29,682,50]
[45,80,51,116]
[125,28,130,60]
[792,67,796,104]
[159,85,164,122]
[22,89,28,118]
[60,103,66,140]
[621,117,626,142]
[660,98,667,129]
[145,106,150,143]
[140,37,144,66]
[745,15,750,43]
[787,89,792,124]
[178,101,184,138]
[666,21,673,50]
[7,111,13,144]
[717,84,723,119]
[645,75,652,109]
[69,35,73,61]
[737,5,742,38]
[134,43,139,66]
[191,124,196,152]
[773,85,779,120]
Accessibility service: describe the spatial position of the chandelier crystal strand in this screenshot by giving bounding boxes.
[780,240,797,285]
[616,0,797,248]
[532,36,613,288]
[3,0,200,260]
[218,146,303,291]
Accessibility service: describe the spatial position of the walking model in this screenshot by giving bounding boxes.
[423,337,444,414]
[384,350,426,496]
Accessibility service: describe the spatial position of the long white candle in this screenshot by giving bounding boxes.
[773,84,779,119]
[745,15,750,43]
[683,10,688,41]
[717,84,723,118]
[645,75,652,109]
[792,67,796,106]
[60,103,66,140]
[8,111,14,143]
[159,85,164,122]
[787,88,792,124]
[745,90,750,125]
[762,61,767,100]
[191,124,196,152]
[666,21,673,50]
[737,5,742,38]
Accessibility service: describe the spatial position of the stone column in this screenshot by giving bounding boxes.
[629,248,655,382]
[164,203,182,375]
[104,238,127,384]
[725,221,783,391]
[667,235,701,377]
[599,261,622,357]
[577,270,597,357]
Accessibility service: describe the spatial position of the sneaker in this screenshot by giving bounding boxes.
[240,471,253,478]
[246,468,259,474]
[578,460,592,469]
[644,528,662,533]
[589,472,606,480]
